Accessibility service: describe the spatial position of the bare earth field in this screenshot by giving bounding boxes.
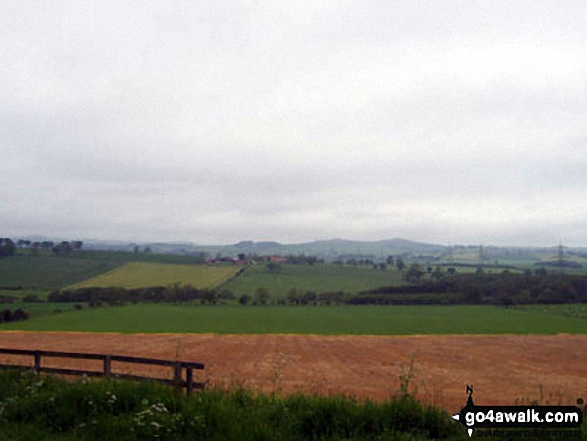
[0,332,585,413]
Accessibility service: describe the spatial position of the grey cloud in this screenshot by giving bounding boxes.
[2,0,587,246]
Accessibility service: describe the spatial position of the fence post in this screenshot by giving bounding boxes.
[103,355,111,378]
[173,362,182,391]
[34,351,41,374]
[186,367,193,395]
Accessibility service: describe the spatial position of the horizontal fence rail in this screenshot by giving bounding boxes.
[0,348,205,394]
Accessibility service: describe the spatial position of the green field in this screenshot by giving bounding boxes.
[221,264,407,298]
[0,255,121,291]
[2,304,586,334]
[66,262,240,290]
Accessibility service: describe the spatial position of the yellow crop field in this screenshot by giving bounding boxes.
[66,262,239,290]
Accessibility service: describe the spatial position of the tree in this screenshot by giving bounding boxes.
[405,263,423,283]
[267,262,282,273]
[301,291,317,305]
[0,238,16,257]
[59,241,72,253]
[219,289,235,300]
[396,258,405,271]
[431,266,444,280]
[201,289,217,304]
[72,240,83,250]
[498,294,515,308]
[238,294,251,305]
[254,288,270,305]
[463,284,482,303]
[287,288,301,305]
[514,289,532,304]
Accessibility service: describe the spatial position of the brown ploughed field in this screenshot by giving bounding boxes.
[0,332,585,413]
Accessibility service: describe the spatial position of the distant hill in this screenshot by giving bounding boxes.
[82,238,449,260]
[74,238,587,266]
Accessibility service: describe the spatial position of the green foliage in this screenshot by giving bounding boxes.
[1,304,586,334]
[356,271,587,305]
[405,264,424,283]
[0,307,29,323]
[266,262,282,273]
[254,288,270,305]
[398,353,419,400]
[0,370,465,441]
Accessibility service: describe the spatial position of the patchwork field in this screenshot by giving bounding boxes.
[66,262,240,290]
[2,251,586,431]
[0,332,584,412]
[1,304,586,334]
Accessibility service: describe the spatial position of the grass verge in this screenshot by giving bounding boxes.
[0,369,467,440]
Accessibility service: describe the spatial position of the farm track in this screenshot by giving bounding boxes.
[0,332,585,412]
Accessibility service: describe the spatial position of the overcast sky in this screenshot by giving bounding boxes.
[1,1,586,246]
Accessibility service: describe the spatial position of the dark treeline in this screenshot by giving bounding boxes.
[48,285,223,305]
[353,270,587,305]
[0,237,83,257]
[0,238,16,257]
[0,308,29,323]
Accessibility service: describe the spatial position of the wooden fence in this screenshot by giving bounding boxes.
[0,348,205,395]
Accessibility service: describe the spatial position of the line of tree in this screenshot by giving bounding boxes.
[48,284,231,305]
[354,270,587,306]
[0,308,29,323]
[233,253,324,265]
[0,237,83,257]
[237,289,350,306]
[47,284,352,307]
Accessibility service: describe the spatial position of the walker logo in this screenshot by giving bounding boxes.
[451,385,583,438]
